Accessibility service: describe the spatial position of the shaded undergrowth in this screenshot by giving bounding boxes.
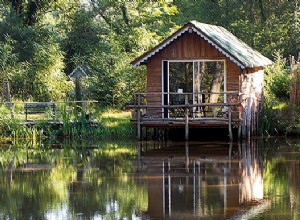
[260,101,300,137]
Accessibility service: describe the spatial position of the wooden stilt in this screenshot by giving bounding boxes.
[238,100,242,140]
[246,97,252,139]
[242,111,246,138]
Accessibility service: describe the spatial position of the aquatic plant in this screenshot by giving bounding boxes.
[60,104,72,137]
[0,102,135,142]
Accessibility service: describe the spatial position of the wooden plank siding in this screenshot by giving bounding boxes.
[146,31,242,115]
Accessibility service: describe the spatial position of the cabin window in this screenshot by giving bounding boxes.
[164,60,225,118]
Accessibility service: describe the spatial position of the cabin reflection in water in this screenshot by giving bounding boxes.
[137,141,265,219]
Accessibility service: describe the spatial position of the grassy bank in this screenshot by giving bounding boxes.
[0,104,135,142]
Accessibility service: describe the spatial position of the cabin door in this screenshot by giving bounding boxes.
[164,60,225,118]
[193,61,225,117]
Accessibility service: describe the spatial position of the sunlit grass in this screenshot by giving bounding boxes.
[0,103,135,141]
[100,110,131,119]
[99,110,131,127]
[96,109,135,139]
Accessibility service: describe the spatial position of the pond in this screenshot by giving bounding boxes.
[0,138,300,220]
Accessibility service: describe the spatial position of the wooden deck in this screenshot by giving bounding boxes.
[128,92,243,140]
[135,117,241,127]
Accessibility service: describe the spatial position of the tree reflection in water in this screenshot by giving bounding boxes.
[0,141,148,219]
[0,139,300,219]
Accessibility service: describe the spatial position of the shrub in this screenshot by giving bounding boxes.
[265,51,290,101]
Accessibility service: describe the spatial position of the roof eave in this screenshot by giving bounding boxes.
[131,21,272,69]
[131,25,191,67]
[131,22,247,69]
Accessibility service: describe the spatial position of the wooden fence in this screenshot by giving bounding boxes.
[290,64,300,106]
[0,100,98,123]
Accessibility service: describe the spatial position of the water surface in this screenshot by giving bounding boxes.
[0,138,300,219]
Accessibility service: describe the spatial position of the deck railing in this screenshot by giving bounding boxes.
[129,92,242,118]
[128,92,243,140]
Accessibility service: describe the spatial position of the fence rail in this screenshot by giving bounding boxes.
[0,100,98,122]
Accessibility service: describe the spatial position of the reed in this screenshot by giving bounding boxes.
[259,99,277,136]
[0,102,135,142]
[60,104,72,137]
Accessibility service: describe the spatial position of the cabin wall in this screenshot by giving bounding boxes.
[240,68,264,101]
[146,55,162,115]
[145,31,242,116]
[240,67,264,136]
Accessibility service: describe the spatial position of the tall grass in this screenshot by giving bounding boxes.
[60,104,71,137]
[259,98,277,136]
[0,102,135,143]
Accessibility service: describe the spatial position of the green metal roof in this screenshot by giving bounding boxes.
[190,20,273,68]
[132,21,273,69]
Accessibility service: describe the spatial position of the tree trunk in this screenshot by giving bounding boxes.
[258,0,266,23]
[209,61,224,103]
[11,0,23,15]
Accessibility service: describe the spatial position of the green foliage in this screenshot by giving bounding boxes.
[0,141,146,219]
[259,98,277,136]
[0,104,45,141]
[265,51,290,101]
[3,0,300,113]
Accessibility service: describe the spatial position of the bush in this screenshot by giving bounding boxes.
[265,51,290,100]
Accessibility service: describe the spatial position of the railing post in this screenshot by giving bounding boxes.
[185,94,189,140]
[137,93,142,140]
[228,95,233,141]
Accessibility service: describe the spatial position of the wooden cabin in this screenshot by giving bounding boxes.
[130,20,273,140]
